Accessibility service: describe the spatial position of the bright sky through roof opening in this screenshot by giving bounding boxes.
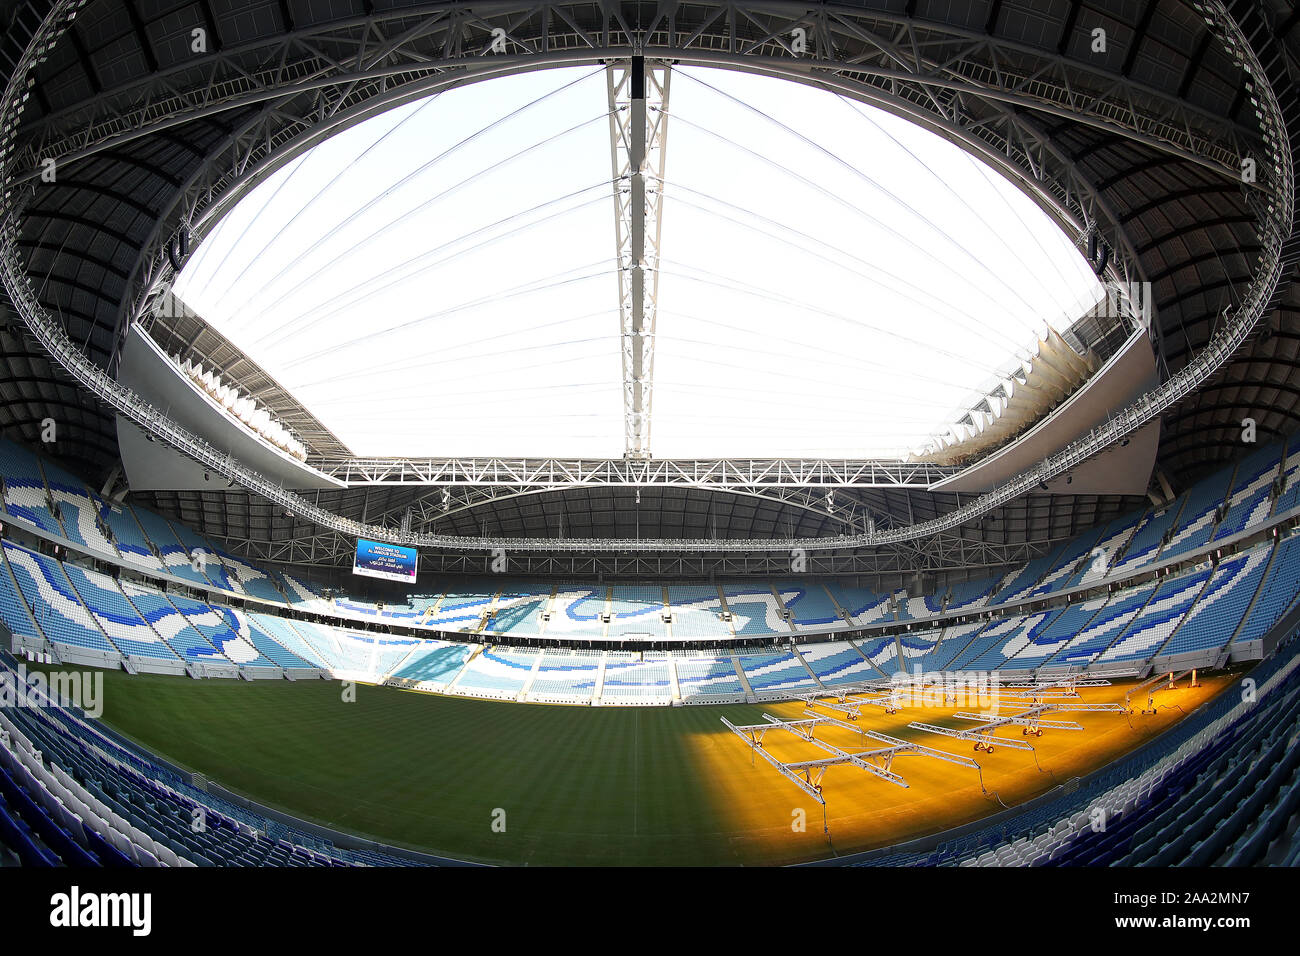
[172,66,1104,460]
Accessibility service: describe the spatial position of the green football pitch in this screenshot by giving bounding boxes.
[41,665,1221,866]
[68,667,782,866]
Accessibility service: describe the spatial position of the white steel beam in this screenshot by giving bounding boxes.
[720,716,826,803]
[608,57,669,459]
[907,720,1037,751]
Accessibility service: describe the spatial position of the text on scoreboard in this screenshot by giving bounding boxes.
[352,539,418,583]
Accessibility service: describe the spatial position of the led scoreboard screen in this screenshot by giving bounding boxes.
[352,539,418,584]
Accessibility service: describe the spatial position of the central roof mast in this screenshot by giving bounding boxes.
[608,56,670,460]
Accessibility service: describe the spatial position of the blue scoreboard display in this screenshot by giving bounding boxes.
[352,539,418,584]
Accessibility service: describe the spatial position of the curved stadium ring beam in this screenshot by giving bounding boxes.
[0,0,1291,554]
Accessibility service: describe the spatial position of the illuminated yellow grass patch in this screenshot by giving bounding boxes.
[685,672,1235,864]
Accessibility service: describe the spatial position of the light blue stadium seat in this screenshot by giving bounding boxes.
[391,641,472,685]
[677,655,743,697]
[738,651,819,692]
[773,581,842,626]
[1232,537,1300,649]
[247,613,329,668]
[607,585,668,637]
[2,542,116,654]
[666,585,732,638]
[1157,546,1270,657]
[61,563,178,661]
[454,648,536,695]
[600,657,672,699]
[116,581,225,661]
[0,439,64,537]
[529,652,602,699]
[1213,442,1285,541]
[128,505,215,588]
[228,609,316,668]
[1046,584,1157,666]
[1099,567,1212,662]
[800,641,877,684]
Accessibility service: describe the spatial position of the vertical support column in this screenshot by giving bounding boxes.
[607,57,670,459]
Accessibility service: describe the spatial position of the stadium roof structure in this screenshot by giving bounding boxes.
[162,65,1108,461]
[0,0,1297,579]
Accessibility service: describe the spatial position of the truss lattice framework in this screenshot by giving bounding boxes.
[213,527,1054,579]
[318,456,957,487]
[607,58,669,458]
[721,713,982,802]
[370,484,885,536]
[12,2,1257,187]
[102,0,1220,354]
[0,0,1291,554]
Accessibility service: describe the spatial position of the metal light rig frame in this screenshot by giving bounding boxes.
[721,710,982,835]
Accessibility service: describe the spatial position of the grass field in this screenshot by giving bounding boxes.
[41,666,1238,866]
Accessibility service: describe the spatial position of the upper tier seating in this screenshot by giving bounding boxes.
[420,586,497,628]
[39,458,119,559]
[1212,441,1284,541]
[0,440,63,538]
[487,586,551,636]
[824,583,892,626]
[606,585,668,638]
[1157,467,1237,561]
[544,587,608,638]
[210,549,285,603]
[991,546,1068,604]
[666,586,732,638]
[271,571,335,614]
[944,577,998,613]
[97,503,166,574]
[127,505,214,589]
[1111,499,1186,576]
[1275,442,1300,516]
[1029,526,1109,597]
[721,586,793,636]
[774,581,846,627]
[166,521,235,592]
[1067,512,1143,589]
[895,591,943,621]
